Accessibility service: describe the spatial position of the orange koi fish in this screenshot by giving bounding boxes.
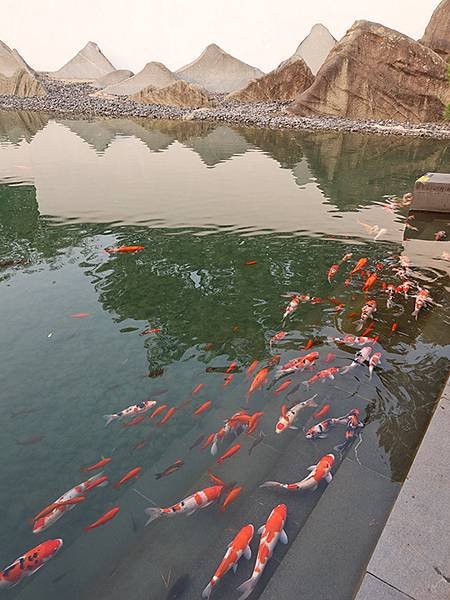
[145,479,225,525]
[192,383,204,395]
[325,352,336,364]
[246,367,269,399]
[194,401,212,416]
[327,264,339,283]
[157,407,176,425]
[350,257,368,277]
[304,367,340,387]
[246,411,264,434]
[113,467,141,489]
[224,374,234,387]
[362,272,377,292]
[304,338,314,350]
[261,454,334,492]
[217,444,241,464]
[360,322,375,337]
[70,313,90,318]
[313,404,330,419]
[368,352,382,380]
[81,457,111,472]
[139,327,161,336]
[412,288,430,319]
[226,361,238,373]
[236,504,288,600]
[246,360,259,378]
[334,410,364,453]
[202,524,254,599]
[219,486,243,512]
[274,379,292,394]
[123,415,146,427]
[105,245,144,253]
[149,404,167,419]
[33,496,87,522]
[276,351,319,379]
[84,507,120,532]
[390,322,398,334]
[0,539,63,588]
[155,459,184,480]
[244,260,257,265]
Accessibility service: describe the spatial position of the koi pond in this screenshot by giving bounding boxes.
[0,111,449,600]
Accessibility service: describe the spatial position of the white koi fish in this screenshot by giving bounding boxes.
[104,399,156,425]
[355,300,377,332]
[341,346,372,374]
[236,504,288,600]
[260,454,334,492]
[368,352,382,380]
[275,395,318,434]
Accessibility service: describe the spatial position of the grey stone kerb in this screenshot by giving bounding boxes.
[354,376,450,600]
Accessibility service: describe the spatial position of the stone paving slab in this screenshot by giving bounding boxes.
[356,574,413,599]
[355,379,450,600]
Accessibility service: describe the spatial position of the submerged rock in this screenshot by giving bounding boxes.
[227,56,314,102]
[293,23,337,75]
[102,62,177,96]
[93,69,134,89]
[51,41,115,80]
[290,20,450,123]
[131,79,212,108]
[420,0,450,59]
[175,43,264,94]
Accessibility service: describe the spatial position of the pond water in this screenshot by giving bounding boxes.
[0,111,449,600]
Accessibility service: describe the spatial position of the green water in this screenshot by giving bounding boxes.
[0,111,449,600]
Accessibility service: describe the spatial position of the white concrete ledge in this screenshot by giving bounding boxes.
[354,377,450,600]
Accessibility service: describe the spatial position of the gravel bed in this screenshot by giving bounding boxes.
[1,76,449,139]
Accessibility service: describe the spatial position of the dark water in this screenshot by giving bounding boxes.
[0,111,449,600]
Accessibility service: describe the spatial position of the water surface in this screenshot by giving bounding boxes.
[0,111,449,600]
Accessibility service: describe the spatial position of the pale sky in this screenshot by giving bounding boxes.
[1,0,436,73]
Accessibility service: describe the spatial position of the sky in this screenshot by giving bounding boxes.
[1,0,437,73]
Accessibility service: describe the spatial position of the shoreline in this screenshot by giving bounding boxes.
[1,77,450,140]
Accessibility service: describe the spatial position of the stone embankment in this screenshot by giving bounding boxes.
[1,76,449,140]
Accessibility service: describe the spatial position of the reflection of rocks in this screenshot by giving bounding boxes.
[420,0,450,59]
[290,21,450,123]
[299,130,450,209]
[131,80,212,108]
[227,56,313,102]
[237,126,303,168]
[185,125,252,166]
[0,110,49,144]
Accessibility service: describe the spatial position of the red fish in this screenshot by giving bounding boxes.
[305,367,339,386]
[139,327,161,335]
[33,496,87,522]
[369,352,382,380]
[123,415,146,427]
[361,322,375,337]
[313,404,330,419]
[114,467,141,489]
[267,354,281,367]
[350,257,368,277]
[325,352,336,364]
[217,444,241,464]
[70,313,90,318]
[270,331,286,347]
[226,361,238,373]
[327,264,339,283]
[149,404,167,419]
[192,383,204,395]
[84,507,120,532]
[304,338,314,350]
[202,433,216,449]
[274,380,292,394]
[362,272,377,292]
[0,539,63,588]
[244,260,257,265]
[223,374,234,387]
[81,457,111,472]
[246,360,259,378]
[390,322,398,334]
[219,486,243,511]
[194,401,212,416]
[246,367,269,399]
[246,412,264,434]
[105,246,144,253]
[157,407,176,425]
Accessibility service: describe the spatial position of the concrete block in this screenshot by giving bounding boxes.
[412,172,450,212]
[355,574,412,599]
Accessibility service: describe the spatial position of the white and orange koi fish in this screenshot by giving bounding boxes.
[341,346,372,374]
[33,473,108,533]
[368,352,382,380]
[282,293,309,323]
[260,454,334,492]
[0,539,63,588]
[236,504,288,600]
[202,524,254,599]
[355,300,377,332]
[331,334,376,347]
[275,351,319,380]
[412,288,431,320]
[145,474,225,525]
[275,395,318,434]
[104,400,156,425]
